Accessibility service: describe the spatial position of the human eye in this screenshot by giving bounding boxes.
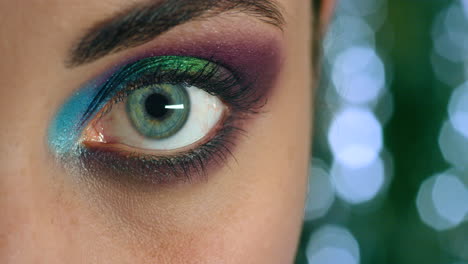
[48,55,268,184]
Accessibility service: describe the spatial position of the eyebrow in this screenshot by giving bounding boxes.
[67,0,285,67]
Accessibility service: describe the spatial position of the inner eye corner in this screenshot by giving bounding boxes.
[81,111,227,157]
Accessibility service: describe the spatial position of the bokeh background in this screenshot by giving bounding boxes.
[295,0,468,263]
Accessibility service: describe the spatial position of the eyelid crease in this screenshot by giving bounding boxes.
[67,0,285,67]
[50,43,280,184]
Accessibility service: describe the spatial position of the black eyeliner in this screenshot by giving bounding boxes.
[69,56,261,185]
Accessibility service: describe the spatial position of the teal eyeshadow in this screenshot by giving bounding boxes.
[48,78,106,155]
[48,56,217,155]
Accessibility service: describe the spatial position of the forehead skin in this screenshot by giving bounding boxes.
[0,0,312,263]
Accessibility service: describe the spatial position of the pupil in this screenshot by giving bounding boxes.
[145,93,170,119]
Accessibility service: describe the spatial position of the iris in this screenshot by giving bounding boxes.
[126,84,190,139]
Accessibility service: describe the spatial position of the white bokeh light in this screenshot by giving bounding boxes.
[338,0,383,17]
[305,160,335,220]
[445,3,468,50]
[432,3,468,63]
[432,173,468,227]
[462,0,468,17]
[416,170,468,231]
[430,51,463,86]
[433,29,461,63]
[328,107,383,168]
[374,91,395,125]
[331,157,385,205]
[323,16,375,66]
[448,82,468,138]
[417,175,453,231]
[332,46,385,104]
[439,121,468,170]
[462,0,468,16]
[306,225,360,264]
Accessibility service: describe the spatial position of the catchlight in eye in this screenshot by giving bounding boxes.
[126,84,191,139]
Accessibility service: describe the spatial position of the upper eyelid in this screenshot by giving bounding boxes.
[80,57,242,127]
[66,0,285,68]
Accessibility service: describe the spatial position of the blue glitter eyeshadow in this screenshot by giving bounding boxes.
[48,79,104,155]
[47,56,220,155]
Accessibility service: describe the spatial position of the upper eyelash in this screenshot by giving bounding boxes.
[80,56,264,127]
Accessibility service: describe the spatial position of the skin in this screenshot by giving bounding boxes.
[0,0,333,263]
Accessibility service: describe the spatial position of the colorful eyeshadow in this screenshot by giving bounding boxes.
[48,56,220,155]
[47,34,283,184]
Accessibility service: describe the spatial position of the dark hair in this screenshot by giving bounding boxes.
[313,0,321,12]
[311,0,322,80]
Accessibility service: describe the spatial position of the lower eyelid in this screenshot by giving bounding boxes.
[50,39,283,184]
[82,105,230,156]
[84,85,227,152]
[76,116,243,187]
[66,56,262,184]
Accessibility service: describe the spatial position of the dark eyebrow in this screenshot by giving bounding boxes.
[67,0,285,68]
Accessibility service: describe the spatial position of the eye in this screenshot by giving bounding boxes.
[47,55,268,183]
[83,83,226,152]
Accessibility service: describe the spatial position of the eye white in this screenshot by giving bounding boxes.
[99,85,225,151]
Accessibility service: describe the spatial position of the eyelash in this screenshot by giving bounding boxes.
[93,58,261,121]
[73,56,264,185]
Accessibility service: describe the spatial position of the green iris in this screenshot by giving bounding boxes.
[126,84,190,139]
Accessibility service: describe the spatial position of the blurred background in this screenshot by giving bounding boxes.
[295,0,468,263]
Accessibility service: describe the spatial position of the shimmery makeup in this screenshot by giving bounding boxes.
[48,35,283,185]
[49,56,218,154]
[48,77,109,155]
[113,33,284,100]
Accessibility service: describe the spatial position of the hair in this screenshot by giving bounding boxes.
[313,0,321,13]
[311,0,322,78]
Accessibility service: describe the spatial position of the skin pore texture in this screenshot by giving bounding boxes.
[0,0,328,263]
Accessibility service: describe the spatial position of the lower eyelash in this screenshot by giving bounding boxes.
[53,56,266,185]
[74,115,249,186]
